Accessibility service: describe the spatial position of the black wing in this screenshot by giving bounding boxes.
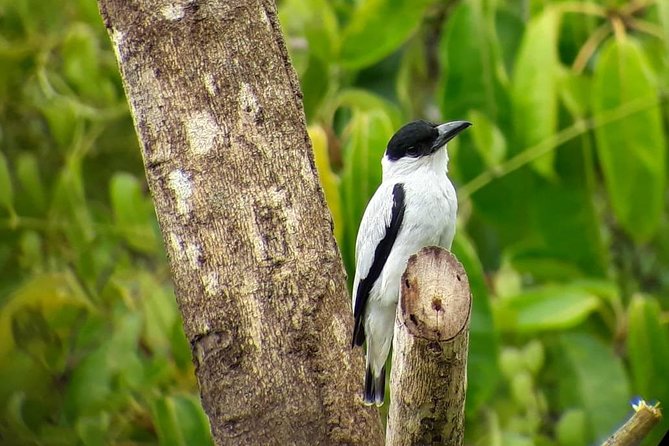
[352,183,406,347]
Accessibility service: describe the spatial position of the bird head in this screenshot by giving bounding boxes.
[385,120,471,161]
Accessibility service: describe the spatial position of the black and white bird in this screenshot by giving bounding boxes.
[351,119,471,406]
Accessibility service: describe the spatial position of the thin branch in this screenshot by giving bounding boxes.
[621,0,656,16]
[611,16,627,41]
[628,18,666,39]
[558,2,608,17]
[601,400,662,446]
[572,23,612,74]
[458,95,666,199]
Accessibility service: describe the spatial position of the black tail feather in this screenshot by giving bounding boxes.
[364,365,386,406]
[352,318,365,347]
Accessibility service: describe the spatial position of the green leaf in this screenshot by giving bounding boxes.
[556,409,588,446]
[0,353,53,427]
[59,24,116,104]
[558,68,591,119]
[309,125,343,243]
[62,24,101,99]
[0,273,90,362]
[510,160,608,279]
[172,395,213,446]
[4,393,33,441]
[151,396,184,446]
[334,89,402,126]
[467,109,507,168]
[396,36,429,118]
[12,0,65,36]
[50,155,95,249]
[500,433,534,446]
[76,412,110,446]
[494,284,600,333]
[38,426,80,446]
[106,310,145,389]
[522,339,544,376]
[452,234,499,416]
[138,273,178,353]
[658,0,669,52]
[299,55,329,121]
[19,230,43,271]
[109,172,146,226]
[38,95,79,150]
[511,6,560,177]
[170,318,193,372]
[592,37,666,242]
[627,296,669,445]
[340,0,431,70]
[11,306,64,371]
[0,150,15,215]
[65,335,114,420]
[627,296,669,396]
[15,153,46,214]
[339,108,394,271]
[110,172,159,254]
[64,310,144,419]
[510,370,534,407]
[556,332,629,441]
[278,0,339,62]
[439,0,511,127]
[150,395,213,446]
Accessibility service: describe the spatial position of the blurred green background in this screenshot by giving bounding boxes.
[1,0,668,445]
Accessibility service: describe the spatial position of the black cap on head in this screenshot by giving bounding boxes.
[385,120,471,161]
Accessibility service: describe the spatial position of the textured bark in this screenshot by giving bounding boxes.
[97,1,383,444]
[602,400,662,446]
[386,247,471,446]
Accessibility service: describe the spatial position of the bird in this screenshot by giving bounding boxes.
[351,119,471,406]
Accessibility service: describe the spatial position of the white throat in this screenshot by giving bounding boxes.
[381,147,449,183]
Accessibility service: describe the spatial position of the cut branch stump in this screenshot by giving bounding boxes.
[387,246,472,446]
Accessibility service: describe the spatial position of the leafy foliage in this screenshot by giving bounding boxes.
[286,0,669,444]
[0,1,210,444]
[1,0,668,445]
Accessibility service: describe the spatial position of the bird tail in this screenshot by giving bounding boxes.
[352,317,365,347]
[364,365,386,406]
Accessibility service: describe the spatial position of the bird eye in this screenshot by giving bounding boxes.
[406,145,423,157]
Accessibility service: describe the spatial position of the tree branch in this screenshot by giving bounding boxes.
[601,400,662,446]
[386,247,472,446]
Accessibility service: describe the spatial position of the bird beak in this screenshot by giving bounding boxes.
[432,120,472,151]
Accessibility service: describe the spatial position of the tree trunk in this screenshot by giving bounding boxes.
[386,247,471,446]
[97,1,384,444]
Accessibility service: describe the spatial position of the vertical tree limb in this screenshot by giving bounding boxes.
[97,0,383,444]
[386,247,471,446]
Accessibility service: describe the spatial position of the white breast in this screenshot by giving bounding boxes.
[372,170,457,306]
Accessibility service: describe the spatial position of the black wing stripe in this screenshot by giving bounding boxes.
[352,183,406,347]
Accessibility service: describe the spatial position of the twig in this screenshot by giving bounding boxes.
[628,18,666,39]
[558,1,608,17]
[601,400,662,446]
[458,95,666,199]
[572,23,611,74]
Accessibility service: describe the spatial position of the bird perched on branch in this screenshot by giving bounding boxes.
[351,119,471,406]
